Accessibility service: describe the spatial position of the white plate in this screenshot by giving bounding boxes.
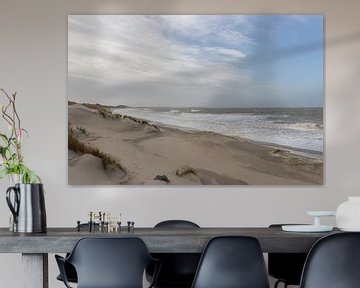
[307,211,336,217]
[338,227,360,232]
[282,225,333,232]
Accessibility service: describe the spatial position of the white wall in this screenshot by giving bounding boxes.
[0,0,360,287]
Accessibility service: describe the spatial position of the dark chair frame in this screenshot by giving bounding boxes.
[56,237,161,288]
[268,224,308,288]
[300,232,360,288]
[191,236,270,288]
[56,223,99,284]
[147,220,201,288]
[154,220,200,229]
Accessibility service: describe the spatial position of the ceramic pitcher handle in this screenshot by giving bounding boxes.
[6,186,20,224]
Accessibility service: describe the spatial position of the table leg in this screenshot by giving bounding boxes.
[22,253,48,288]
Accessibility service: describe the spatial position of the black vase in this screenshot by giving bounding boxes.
[6,183,47,233]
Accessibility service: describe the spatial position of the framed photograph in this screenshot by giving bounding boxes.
[68,15,323,185]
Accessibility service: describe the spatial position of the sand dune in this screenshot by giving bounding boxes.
[68,103,323,185]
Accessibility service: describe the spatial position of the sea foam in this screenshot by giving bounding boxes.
[114,107,323,153]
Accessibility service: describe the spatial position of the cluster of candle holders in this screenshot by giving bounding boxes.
[76,211,135,233]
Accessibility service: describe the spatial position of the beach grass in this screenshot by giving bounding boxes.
[73,101,159,130]
[68,127,125,173]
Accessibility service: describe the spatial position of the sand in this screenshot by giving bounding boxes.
[68,103,323,185]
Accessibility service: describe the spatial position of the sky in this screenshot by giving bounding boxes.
[68,15,323,108]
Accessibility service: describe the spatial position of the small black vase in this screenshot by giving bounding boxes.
[6,183,47,233]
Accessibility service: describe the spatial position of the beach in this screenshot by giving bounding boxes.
[68,103,323,185]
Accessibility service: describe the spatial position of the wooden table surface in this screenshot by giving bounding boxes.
[0,226,340,288]
[0,226,339,253]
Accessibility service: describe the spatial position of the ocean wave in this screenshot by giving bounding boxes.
[286,122,323,131]
[113,107,323,152]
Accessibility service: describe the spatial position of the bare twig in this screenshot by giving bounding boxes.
[0,89,23,166]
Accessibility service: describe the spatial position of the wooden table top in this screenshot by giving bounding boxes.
[0,227,339,253]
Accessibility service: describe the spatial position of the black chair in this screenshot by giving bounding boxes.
[300,232,360,288]
[268,224,308,288]
[147,220,201,288]
[191,236,270,288]
[154,220,200,229]
[55,237,160,288]
[56,223,99,284]
[56,262,77,284]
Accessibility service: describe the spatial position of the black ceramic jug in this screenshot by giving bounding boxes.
[6,183,47,233]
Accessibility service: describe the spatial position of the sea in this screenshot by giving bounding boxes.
[113,107,323,155]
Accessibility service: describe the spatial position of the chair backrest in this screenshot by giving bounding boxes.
[155,220,200,228]
[152,220,201,285]
[268,224,308,285]
[300,232,360,288]
[67,237,154,288]
[191,236,270,288]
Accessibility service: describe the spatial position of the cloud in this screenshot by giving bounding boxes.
[206,47,246,59]
[68,15,323,107]
[290,15,311,24]
[68,15,254,105]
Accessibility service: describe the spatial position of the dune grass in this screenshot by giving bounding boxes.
[68,128,125,173]
[77,102,159,130]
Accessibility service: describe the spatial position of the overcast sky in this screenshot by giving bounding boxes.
[68,15,323,108]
